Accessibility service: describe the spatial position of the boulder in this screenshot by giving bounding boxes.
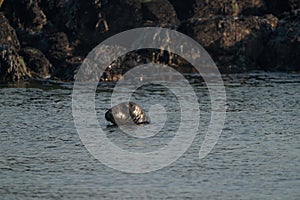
[179,15,278,72]
[0,45,31,82]
[99,47,196,82]
[46,32,80,81]
[0,12,20,50]
[259,13,300,71]
[193,0,267,17]
[0,0,299,82]
[0,12,31,81]
[52,56,83,81]
[3,0,47,31]
[265,0,300,16]
[47,32,73,67]
[168,0,196,20]
[19,47,52,79]
[141,0,180,28]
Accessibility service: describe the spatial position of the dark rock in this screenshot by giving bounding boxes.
[193,0,267,17]
[0,1,299,81]
[265,0,300,16]
[45,0,143,55]
[259,13,300,71]
[0,12,31,81]
[100,48,195,82]
[47,32,73,66]
[179,15,278,72]
[0,12,20,50]
[0,45,31,81]
[53,56,83,81]
[3,0,47,31]
[168,0,195,20]
[17,31,49,53]
[102,0,143,34]
[141,0,180,28]
[19,47,52,79]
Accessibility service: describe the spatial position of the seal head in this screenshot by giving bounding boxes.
[105,102,149,125]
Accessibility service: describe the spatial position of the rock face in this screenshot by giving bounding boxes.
[193,0,268,17]
[265,0,300,15]
[179,15,278,72]
[0,12,20,49]
[0,12,31,81]
[141,0,179,27]
[0,0,299,82]
[259,13,300,71]
[19,47,52,79]
[0,45,31,81]
[3,0,47,31]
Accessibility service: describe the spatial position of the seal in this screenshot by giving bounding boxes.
[105,101,150,125]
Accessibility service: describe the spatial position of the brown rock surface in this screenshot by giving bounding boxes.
[259,13,300,71]
[0,12,31,81]
[179,15,278,72]
[19,47,52,79]
[0,1,299,81]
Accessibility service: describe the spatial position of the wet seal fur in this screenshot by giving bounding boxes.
[105,102,150,125]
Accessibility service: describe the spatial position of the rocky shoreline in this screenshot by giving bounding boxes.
[0,0,299,82]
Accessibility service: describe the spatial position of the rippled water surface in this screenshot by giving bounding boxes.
[0,73,299,199]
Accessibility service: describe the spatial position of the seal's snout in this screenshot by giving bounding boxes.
[105,109,115,124]
[105,102,149,125]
